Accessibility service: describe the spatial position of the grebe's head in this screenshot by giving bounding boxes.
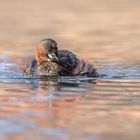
[36,38,59,64]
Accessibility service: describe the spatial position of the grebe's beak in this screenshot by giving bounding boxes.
[48,53,59,63]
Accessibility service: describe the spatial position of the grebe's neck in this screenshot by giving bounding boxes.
[35,45,47,65]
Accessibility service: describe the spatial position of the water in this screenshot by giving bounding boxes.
[0,55,139,140]
[0,0,140,140]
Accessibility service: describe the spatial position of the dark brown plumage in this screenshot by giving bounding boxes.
[23,38,97,77]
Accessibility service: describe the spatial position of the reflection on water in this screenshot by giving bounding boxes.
[0,55,140,140]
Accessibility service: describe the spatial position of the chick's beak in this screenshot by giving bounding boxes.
[48,53,59,63]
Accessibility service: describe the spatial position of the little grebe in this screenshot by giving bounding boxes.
[24,38,97,77]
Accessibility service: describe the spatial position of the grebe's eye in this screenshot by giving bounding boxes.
[54,46,58,50]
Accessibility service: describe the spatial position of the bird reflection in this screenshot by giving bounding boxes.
[28,76,97,93]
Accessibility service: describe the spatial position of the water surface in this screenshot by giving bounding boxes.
[0,55,140,140]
